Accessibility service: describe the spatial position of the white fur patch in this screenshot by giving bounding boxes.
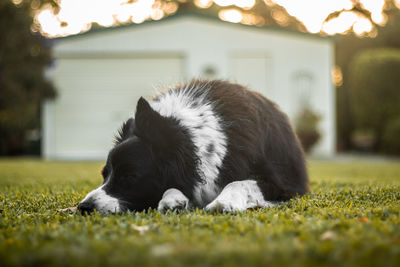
[205,180,277,212]
[80,184,121,214]
[157,188,189,211]
[150,83,227,206]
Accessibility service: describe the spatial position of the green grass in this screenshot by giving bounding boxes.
[0,159,399,267]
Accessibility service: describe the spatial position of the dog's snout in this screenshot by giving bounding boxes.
[77,201,95,214]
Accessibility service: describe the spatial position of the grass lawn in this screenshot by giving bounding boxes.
[0,159,399,267]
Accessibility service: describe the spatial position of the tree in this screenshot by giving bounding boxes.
[0,1,56,155]
[335,7,400,151]
[348,48,400,152]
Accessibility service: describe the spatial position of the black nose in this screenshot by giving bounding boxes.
[77,201,95,214]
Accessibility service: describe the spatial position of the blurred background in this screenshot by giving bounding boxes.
[1,0,399,160]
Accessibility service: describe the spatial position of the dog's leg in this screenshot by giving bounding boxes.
[157,188,190,212]
[205,180,277,213]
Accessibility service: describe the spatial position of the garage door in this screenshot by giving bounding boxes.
[44,55,184,159]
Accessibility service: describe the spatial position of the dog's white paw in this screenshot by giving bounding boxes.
[205,180,277,213]
[157,188,189,212]
[205,193,247,213]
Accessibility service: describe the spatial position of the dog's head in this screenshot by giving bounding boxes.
[77,97,192,214]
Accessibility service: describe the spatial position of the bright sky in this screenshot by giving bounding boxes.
[33,0,398,38]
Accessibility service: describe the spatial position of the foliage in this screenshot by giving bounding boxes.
[0,160,399,267]
[295,107,322,153]
[348,48,400,152]
[0,1,55,155]
[33,0,400,37]
[382,117,400,155]
[351,129,375,152]
[335,8,400,151]
[179,0,306,30]
[323,0,400,33]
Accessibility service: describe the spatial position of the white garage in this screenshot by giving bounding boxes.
[43,13,335,160]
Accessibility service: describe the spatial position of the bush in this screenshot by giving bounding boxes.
[294,107,321,153]
[348,48,400,152]
[351,129,374,152]
[382,117,400,155]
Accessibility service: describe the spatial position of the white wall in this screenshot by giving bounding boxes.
[44,56,184,159]
[46,15,335,159]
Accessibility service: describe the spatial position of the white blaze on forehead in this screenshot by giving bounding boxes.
[81,184,121,213]
[150,83,227,206]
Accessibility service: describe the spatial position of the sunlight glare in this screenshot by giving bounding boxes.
[35,0,169,37]
[194,0,213,9]
[218,9,243,23]
[34,0,398,38]
[322,10,373,36]
[322,11,358,35]
[214,0,255,9]
[11,0,23,5]
[332,65,343,87]
[353,17,373,36]
[272,0,354,33]
[360,0,385,24]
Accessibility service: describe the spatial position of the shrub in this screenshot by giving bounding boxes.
[348,48,400,152]
[294,107,321,153]
[351,129,375,152]
[382,117,400,155]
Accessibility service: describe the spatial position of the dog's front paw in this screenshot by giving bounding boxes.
[157,188,189,212]
[205,181,277,213]
[205,196,247,213]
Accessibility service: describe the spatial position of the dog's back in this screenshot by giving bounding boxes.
[208,81,308,201]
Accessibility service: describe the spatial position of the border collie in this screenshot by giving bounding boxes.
[77,80,308,213]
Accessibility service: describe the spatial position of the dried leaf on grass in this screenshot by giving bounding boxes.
[358,216,370,223]
[57,207,78,213]
[320,230,337,241]
[131,224,158,235]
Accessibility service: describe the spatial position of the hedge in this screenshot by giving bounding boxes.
[349,48,400,154]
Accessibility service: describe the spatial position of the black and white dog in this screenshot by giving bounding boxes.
[77,80,308,214]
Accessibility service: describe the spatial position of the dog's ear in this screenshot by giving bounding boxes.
[114,118,135,145]
[134,97,181,155]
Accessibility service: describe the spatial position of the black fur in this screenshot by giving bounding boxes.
[78,80,309,212]
[206,81,309,201]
